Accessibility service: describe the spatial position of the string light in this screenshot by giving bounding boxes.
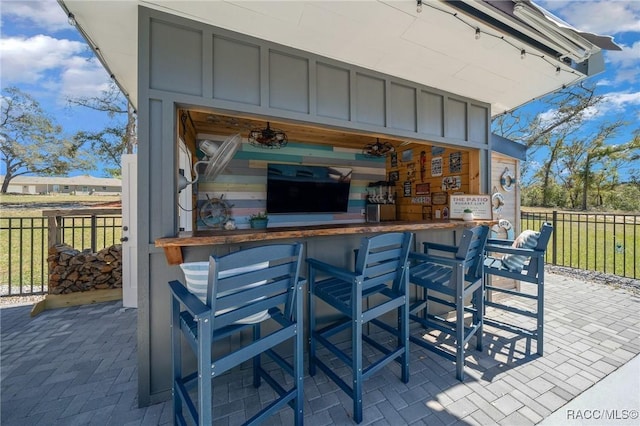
[414,0,581,80]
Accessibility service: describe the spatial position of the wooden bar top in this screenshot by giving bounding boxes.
[155,220,493,265]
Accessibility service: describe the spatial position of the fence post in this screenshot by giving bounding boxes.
[47,215,62,249]
[552,210,557,265]
[90,215,97,252]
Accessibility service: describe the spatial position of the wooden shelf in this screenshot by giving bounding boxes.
[155,220,494,265]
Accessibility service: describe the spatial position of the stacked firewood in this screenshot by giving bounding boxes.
[48,244,122,294]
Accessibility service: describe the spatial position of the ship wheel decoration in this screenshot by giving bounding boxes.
[200,194,233,228]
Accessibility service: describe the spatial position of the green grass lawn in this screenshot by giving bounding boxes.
[521,212,639,279]
[1,194,122,294]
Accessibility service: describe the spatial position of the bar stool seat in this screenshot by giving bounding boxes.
[408,225,489,380]
[168,243,305,425]
[307,232,413,423]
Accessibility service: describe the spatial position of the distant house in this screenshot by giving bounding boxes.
[0,175,121,195]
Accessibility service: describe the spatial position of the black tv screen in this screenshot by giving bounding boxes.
[267,164,352,214]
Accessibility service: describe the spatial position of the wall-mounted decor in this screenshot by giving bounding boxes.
[411,196,431,204]
[442,176,461,191]
[390,151,398,168]
[449,194,492,219]
[432,146,445,156]
[442,207,449,219]
[431,157,443,177]
[500,167,516,191]
[401,149,413,162]
[388,170,399,184]
[449,152,462,173]
[432,192,448,205]
[416,183,431,195]
[492,192,505,213]
[407,163,416,181]
[403,181,412,197]
[420,150,427,182]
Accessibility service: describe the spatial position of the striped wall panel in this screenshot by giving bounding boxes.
[196,141,386,228]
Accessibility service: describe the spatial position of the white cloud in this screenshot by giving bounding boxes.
[537,2,640,86]
[1,0,70,33]
[534,90,640,127]
[0,35,110,102]
[601,91,640,111]
[537,1,640,35]
[605,40,640,84]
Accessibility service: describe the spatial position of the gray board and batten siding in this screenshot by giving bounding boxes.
[136,6,492,405]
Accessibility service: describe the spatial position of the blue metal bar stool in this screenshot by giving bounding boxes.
[408,225,489,380]
[307,232,413,423]
[168,243,305,425]
[484,223,553,355]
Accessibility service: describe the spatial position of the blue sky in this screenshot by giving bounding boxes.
[1,0,639,179]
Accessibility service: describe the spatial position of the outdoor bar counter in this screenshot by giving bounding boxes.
[155,220,493,265]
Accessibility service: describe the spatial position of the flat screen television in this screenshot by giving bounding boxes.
[267,164,352,214]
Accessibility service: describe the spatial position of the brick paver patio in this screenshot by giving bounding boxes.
[1,271,638,425]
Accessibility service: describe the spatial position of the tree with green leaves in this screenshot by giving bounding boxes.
[493,83,601,207]
[68,82,136,177]
[573,127,640,210]
[0,87,91,193]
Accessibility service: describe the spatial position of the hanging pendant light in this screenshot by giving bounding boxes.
[363,138,394,158]
[248,122,288,149]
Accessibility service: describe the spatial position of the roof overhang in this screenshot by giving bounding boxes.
[59,0,618,117]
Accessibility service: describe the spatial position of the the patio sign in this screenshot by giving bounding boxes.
[449,194,492,219]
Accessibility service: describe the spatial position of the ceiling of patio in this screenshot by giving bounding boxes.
[62,0,599,117]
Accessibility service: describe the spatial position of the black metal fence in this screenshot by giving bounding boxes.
[521,211,639,280]
[2,211,638,297]
[0,215,122,296]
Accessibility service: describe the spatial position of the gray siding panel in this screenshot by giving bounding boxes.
[212,36,260,105]
[390,83,416,132]
[355,73,385,126]
[446,98,467,141]
[149,20,202,95]
[269,50,309,113]
[469,104,489,144]
[420,91,444,137]
[138,6,494,406]
[316,63,350,120]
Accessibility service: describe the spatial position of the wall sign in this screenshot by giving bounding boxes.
[442,176,461,191]
[449,152,462,173]
[431,157,442,177]
[411,196,431,204]
[432,146,445,156]
[415,183,431,195]
[432,192,448,205]
[407,163,416,181]
[449,194,492,219]
[403,181,412,197]
[390,152,398,168]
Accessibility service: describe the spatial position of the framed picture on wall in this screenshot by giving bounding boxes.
[390,152,398,168]
[401,149,413,162]
[389,170,399,183]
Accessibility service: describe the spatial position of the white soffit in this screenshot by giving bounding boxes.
[62,0,596,116]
